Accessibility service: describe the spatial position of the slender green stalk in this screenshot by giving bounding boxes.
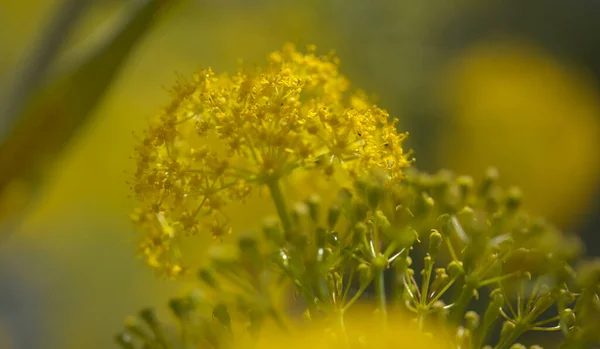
[337,311,351,348]
[374,268,387,321]
[450,282,476,323]
[266,179,292,234]
[0,0,91,140]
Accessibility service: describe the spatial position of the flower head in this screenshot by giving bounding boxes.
[130,44,410,276]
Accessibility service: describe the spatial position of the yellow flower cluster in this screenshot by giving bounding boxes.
[130,44,410,277]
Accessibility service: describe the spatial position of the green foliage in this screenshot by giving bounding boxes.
[118,168,600,349]
[0,0,175,240]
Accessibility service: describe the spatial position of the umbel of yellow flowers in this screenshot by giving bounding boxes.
[130,44,411,277]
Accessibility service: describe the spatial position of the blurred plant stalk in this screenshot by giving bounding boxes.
[0,0,177,243]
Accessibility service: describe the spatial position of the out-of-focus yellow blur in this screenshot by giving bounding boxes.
[0,1,329,348]
[436,41,600,228]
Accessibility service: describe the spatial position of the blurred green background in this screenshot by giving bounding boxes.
[1,0,599,348]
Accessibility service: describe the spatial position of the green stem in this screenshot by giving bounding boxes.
[266,179,292,234]
[450,281,476,324]
[338,311,351,348]
[421,259,434,306]
[374,268,387,321]
[494,324,527,349]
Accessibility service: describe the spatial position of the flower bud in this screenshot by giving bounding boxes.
[315,226,327,248]
[169,297,194,320]
[509,345,526,349]
[358,263,372,287]
[432,300,449,321]
[500,321,516,339]
[115,332,134,349]
[307,195,321,222]
[505,187,522,212]
[367,182,383,209]
[456,175,474,197]
[560,308,576,328]
[198,268,218,289]
[465,311,480,330]
[490,288,504,306]
[480,167,499,194]
[139,307,157,323]
[238,232,259,256]
[374,210,391,230]
[372,254,388,272]
[328,231,340,246]
[423,255,433,272]
[482,289,503,333]
[447,261,464,278]
[291,202,310,224]
[262,217,283,244]
[327,204,341,229]
[429,230,442,259]
[124,316,148,340]
[213,304,232,331]
[422,192,435,210]
[353,222,368,245]
[354,201,369,221]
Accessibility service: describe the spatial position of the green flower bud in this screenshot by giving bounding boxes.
[262,217,283,244]
[307,195,321,222]
[509,344,526,349]
[277,249,291,270]
[500,321,516,339]
[139,308,158,328]
[491,288,505,307]
[465,311,480,330]
[506,186,523,212]
[238,232,259,256]
[561,308,576,328]
[456,175,474,197]
[432,300,449,321]
[354,201,369,222]
[559,289,576,305]
[480,167,499,194]
[198,268,218,289]
[327,204,341,229]
[456,327,472,343]
[374,210,391,230]
[358,263,372,288]
[114,332,134,349]
[169,297,194,320]
[372,254,388,272]
[213,304,232,331]
[447,261,464,278]
[423,255,433,272]
[124,316,148,340]
[291,202,310,224]
[328,231,340,246]
[367,182,383,209]
[429,230,442,259]
[315,226,327,247]
[422,192,435,210]
[354,178,369,197]
[482,289,503,335]
[353,222,368,245]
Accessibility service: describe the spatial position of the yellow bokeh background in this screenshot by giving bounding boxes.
[436,41,600,228]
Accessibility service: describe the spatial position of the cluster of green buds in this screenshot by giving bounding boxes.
[116,168,600,349]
